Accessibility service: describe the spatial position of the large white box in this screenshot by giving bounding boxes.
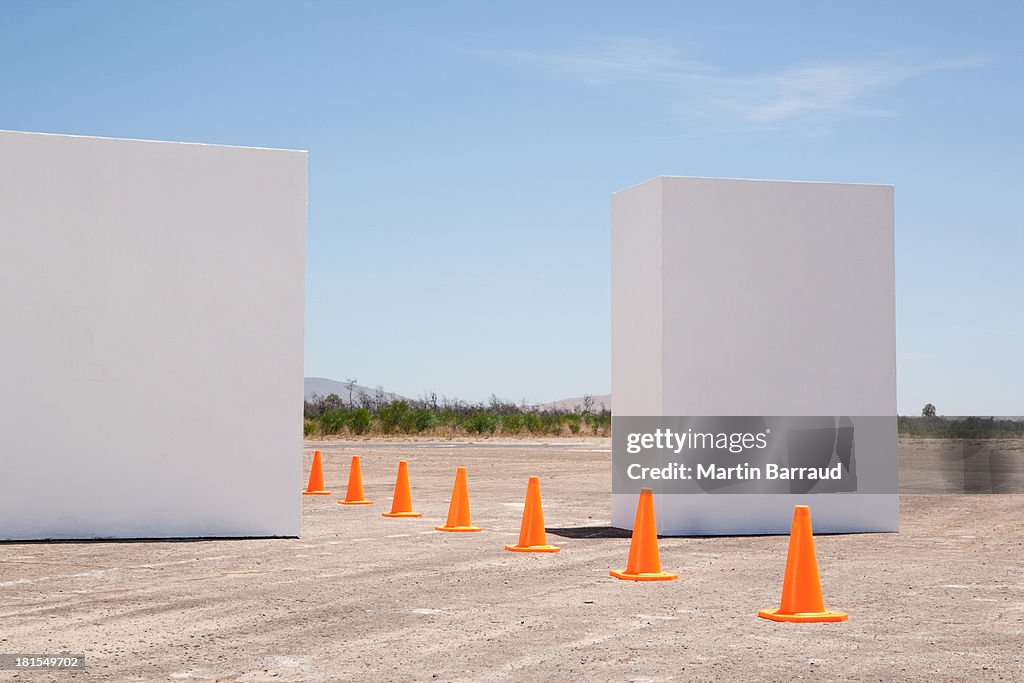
[611,177,897,534]
[0,130,306,539]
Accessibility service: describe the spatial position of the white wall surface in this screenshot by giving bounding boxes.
[611,177,897,534]
[611,178,663,417]
[0,130,306,539]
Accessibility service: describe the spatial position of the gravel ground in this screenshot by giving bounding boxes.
[0,438,1021,682]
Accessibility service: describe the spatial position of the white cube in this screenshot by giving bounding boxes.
[0,131,306,539]
[611,176,898,534]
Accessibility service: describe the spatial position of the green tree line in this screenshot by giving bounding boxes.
[898,414,1024,439]
[306,394,1020,440]
[304,392,611,438]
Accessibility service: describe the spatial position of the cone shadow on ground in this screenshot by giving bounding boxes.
[545,526,633,539]
[0,536,294,545]
[546,526,815,540]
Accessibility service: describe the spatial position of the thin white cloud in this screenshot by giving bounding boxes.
[471,39,983,128]
[715,59,983,124]
[471,38,712,87]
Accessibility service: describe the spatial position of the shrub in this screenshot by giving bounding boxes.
[320,409,349,434]
[499,413,525,435]
[303,420,318,437]
[524,412,544,434]
[349,408,372,435]
[438,410,464,430]
[566,413,582,435]
[464,411,498,434]
[542,414,563,435]
[378,400,410,434]
[400,408,437,434]
[588,413,611,436]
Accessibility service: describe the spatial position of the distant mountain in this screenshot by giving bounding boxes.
[304,377,408,403]
[305,376,609,411]
[539,393,611,412]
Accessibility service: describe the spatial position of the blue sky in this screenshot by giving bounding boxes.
[1,1,1020,414]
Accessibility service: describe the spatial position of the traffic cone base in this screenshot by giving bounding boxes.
[505,542,560,553]
[338,500,374,506]
[383,511,423,518]
[303,490,332,496]
[758,505,846,623]
[435,523,482,532]
[757,608,847,623]
[610,568,678,581]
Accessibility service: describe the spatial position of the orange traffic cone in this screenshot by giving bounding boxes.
[435,466,481,532]
[610,487,677,581]
[382,460,422,518]
[505,476,559,552]
[758,505,848,622]
[302,450,331,495]
[338,455,374,505]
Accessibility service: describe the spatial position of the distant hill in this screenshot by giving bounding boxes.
[539,393,611,412]
[304,377,408,403]
[304,379,1017,418]
[305,376,609,411]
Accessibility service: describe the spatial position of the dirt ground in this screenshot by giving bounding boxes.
[1,438,1021,682]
